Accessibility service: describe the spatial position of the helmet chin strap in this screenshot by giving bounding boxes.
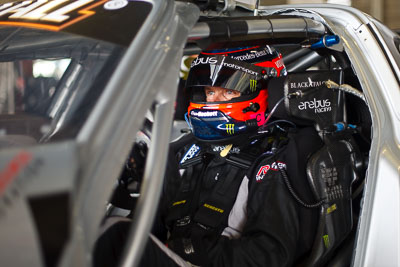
[258,95,287,133]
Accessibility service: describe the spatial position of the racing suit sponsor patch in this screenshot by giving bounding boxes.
[255,161,286,182]
[203,203,224,213]
[212,145,240,154]
[180,144,200,164]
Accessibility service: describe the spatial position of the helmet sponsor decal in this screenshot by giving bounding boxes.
[222,61,258,76]
[191,56,218,67]
[249,79,257,92]
[191,55,259,77]
[255,161,286,182]
[226,123,235,135]
[0,0,108,31]
[179,144,200,164]
[231,49,269,61]
[190,110,218,117]
[255,113,263,123]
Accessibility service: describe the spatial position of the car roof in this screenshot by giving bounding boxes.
[0,0,153,46]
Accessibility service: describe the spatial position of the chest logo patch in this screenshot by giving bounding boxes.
[180,144,200,164]
[256,161,286,182]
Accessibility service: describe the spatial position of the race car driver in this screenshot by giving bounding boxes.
[93,45,324,267]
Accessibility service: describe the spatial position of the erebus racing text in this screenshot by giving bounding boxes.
[298,98,331,113]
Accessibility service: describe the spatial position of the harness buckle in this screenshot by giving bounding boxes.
[196,222,210,231]
[175,215,191,227]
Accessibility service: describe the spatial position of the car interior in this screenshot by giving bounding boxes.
[0,3,373,267]
[106,5,372,267]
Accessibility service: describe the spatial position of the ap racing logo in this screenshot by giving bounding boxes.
[256,161,286,182]
[0,0,109,31]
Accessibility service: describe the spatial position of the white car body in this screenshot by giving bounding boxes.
[0,0,398,266]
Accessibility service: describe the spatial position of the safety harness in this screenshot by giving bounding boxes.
[165,142,264,263]
[167,151,256,229]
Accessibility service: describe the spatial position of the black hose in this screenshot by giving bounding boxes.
[276,159,326,208]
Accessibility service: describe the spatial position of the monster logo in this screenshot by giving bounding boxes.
[226,124,235,135]
[250,79,257,92]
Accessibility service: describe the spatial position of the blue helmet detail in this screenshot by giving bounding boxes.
[188,109,248,141]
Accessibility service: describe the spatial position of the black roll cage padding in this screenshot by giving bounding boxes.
[187,16,327,51]
[282,47,311,65]
[286,50,324,73]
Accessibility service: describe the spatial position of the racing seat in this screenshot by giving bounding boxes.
[267,70,365,267]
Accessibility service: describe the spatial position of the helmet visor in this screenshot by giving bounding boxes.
[186,55,266,95]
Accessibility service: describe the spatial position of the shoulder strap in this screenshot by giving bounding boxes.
[193,164,245,229]
[166,145,260,231]
[165,162,203,227]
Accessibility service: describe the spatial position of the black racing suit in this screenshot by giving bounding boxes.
[94,126,323,267]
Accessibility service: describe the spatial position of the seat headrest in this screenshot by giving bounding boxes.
[267,70,344,128]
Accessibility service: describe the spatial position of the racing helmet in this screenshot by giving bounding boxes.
[186,45,286,142]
